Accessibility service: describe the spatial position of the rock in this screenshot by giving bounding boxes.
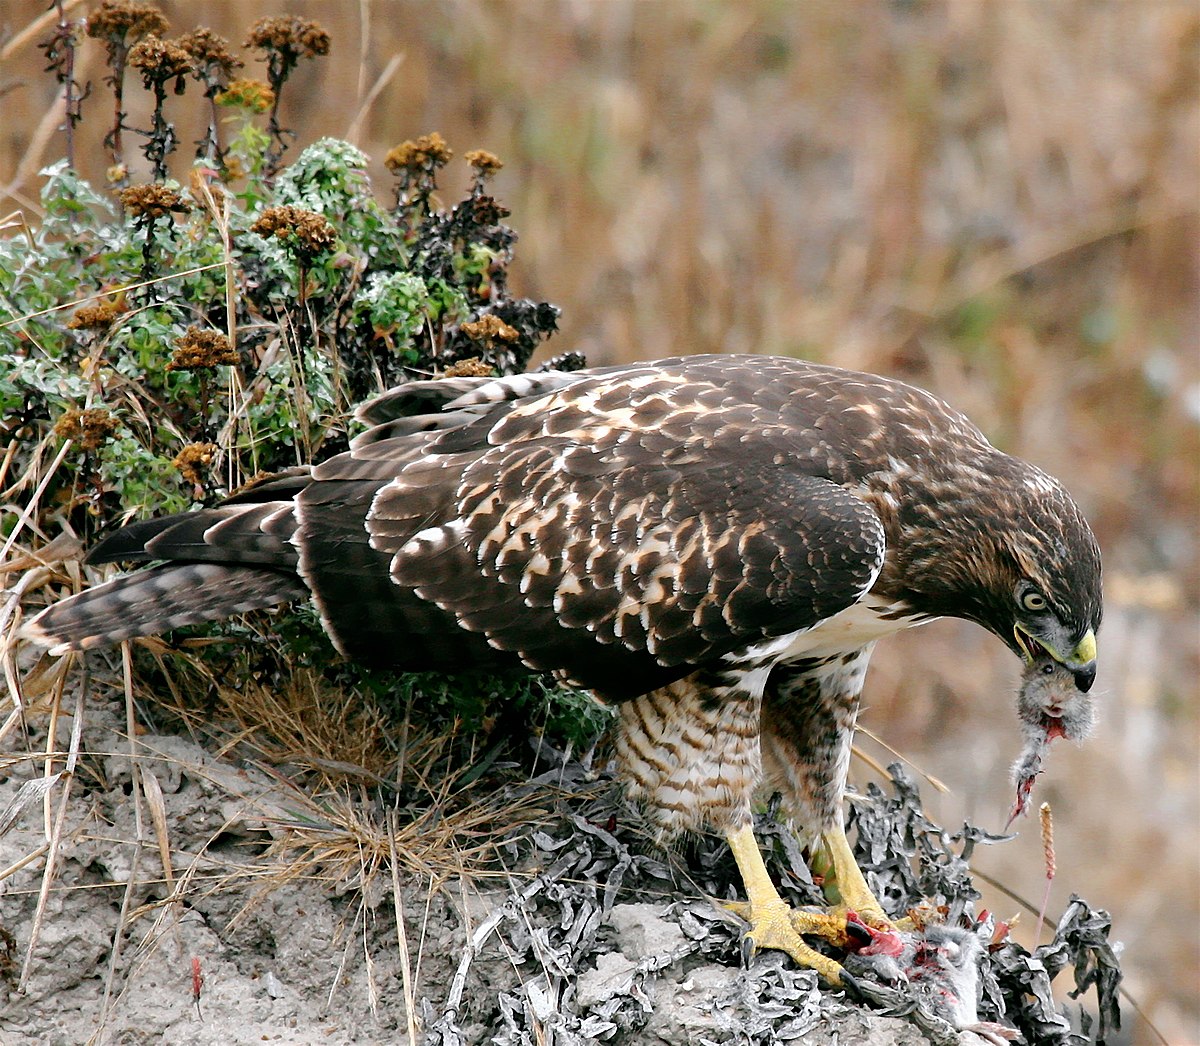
[575,950,637,1008]
[608,902,690,961]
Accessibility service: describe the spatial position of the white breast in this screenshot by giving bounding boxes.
[728,598,932,666]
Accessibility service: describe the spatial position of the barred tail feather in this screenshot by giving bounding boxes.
[21,563,308,656]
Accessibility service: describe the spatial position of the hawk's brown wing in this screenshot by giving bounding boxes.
[299,367,887,700]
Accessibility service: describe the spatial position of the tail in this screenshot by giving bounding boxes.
[21,484,310,656]
[21,563,308,656]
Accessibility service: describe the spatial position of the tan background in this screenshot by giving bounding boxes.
[2,2,1197,1041]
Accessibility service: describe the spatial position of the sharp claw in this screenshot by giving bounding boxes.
[740,934,756,966]
[839,970,865,1000]
[843,911,874,948]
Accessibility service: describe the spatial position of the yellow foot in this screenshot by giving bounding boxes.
[816,817,917,933]
[721,898,846,984]
[721,819,921,985]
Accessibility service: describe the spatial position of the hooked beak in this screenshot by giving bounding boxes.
[1014,625,1097,693]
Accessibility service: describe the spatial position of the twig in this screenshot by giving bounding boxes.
[19,661,85,990]
[0,262,226,330]
[388,813,421,1046]
[345,54,405,146]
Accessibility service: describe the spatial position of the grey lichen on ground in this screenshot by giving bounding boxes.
[422,750,1121,1046]
[0,695,1121,1046]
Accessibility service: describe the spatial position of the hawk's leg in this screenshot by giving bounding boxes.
[813,812,892,927]
[756,650,910,950]
[725,822,849,984]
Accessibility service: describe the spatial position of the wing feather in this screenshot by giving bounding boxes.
[351,373,887,698]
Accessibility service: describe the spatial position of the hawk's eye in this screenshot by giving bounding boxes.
[1020,589,1048,612]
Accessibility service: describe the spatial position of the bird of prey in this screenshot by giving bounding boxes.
[22,354,1102,984]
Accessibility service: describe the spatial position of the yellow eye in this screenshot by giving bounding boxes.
[1021,590,1048,612]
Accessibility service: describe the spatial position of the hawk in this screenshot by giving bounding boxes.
[23,354,1102,983]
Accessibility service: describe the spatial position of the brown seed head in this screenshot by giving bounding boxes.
[244,16,331,60]
[54,407,120,451]
[385,133,453,173]
[67,298,127,331]
[251,205,337,257]
[460,314,520,346]
[169,327,238,371]
[442,357,496,379]
[127,34,191,84]
[1039,802,1056,880]
[118,183,190,219]
[172,442,219,487]
[177,27,241,77]
[85,1,168,44]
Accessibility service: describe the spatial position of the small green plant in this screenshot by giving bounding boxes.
[2,4,595,748]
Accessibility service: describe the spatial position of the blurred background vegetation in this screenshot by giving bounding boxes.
[1,2,1196,1042]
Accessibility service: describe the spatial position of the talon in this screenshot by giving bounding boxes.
[740,934,755,966]
[721,822,918,987]
[844,910,874,948]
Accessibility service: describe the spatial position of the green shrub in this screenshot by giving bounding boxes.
[3,5,604,751]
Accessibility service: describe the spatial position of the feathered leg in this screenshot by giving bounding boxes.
[754,651,909,964]
[616,667,875,984]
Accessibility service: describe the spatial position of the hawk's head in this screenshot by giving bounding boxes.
[899,456,1102,713]
[890,445,1102,823]
[979,472,1102,703]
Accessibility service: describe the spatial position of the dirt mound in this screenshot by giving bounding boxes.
[0,695,1120,1045]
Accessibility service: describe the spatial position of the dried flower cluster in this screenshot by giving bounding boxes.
[243,16,331,61]
[54,408,120,451]
[251,205,337,258]
[168,327,238,371]
[464,149,503,177]
[85,0,168,48]
[460,314,519,348]
[385,132,453,175]
[117,183,190,219]
[67,299,126,331]
[172,442,219,486]
[127,34,191,90]
[87,1,171,170]
[214,77,275,114]
[241,16,331,174]
[442,357,496,379]
[177,27,240,79]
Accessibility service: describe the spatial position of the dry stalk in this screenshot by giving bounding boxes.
[1034,801,1056,948]
[0,438,74,561]
[853,724,949,794]
[389,813,421,1045]
[0,263,227,332]
[19,669,85,990]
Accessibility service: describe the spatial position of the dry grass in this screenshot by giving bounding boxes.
[1,611,563,1037]
[4,559,558,1027]
[1,2,1197,1041]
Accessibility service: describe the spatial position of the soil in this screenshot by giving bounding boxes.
[0,690,1117,1046]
